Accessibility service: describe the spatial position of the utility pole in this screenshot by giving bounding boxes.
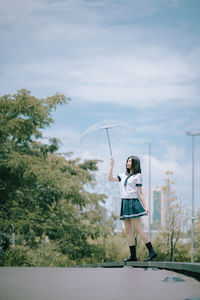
[146,142,151,240]
[185,130,200,263]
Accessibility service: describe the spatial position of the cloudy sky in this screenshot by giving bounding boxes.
[1,0,200,212]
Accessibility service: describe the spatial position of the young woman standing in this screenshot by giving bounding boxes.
[108,156,157,262]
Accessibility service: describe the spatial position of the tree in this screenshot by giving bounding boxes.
[194,208,200,262]
[159,172,183,261]
[0,89,110,265]
[0,89,69,239]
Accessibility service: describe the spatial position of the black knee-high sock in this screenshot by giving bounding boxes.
[145,242,153,252]
[130,245,136,258]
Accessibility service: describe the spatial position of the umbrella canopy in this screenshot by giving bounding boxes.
[80,119,135,156]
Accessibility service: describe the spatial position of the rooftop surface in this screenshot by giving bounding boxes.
[0,266,200,300]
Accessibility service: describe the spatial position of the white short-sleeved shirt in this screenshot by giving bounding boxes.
[117,172,143,199]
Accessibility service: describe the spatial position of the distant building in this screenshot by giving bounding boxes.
[151,186,168,231]
[151,187,162,230]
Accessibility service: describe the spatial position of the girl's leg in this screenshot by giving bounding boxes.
[123,219,137,261]
[123,219,135,246]
[131,218,149,244]
[131,218,157,261]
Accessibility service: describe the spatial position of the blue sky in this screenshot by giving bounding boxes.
[1,0,200,212]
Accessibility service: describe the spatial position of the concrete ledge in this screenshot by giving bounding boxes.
[129,261,200,280]
[74,261,200,280]
[97,262,124,268]
[74,262,124,268]
[127,261,200,272]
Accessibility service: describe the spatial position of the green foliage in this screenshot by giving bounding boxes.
[135,174,192,263]
[1,90,193,265]
[0,242,75,267]
[0,89,114,266]
[159,174,183,261]
[103,232,129,262]
[1,245,29,266]
[149,232,190,262]
[194,209,200,262]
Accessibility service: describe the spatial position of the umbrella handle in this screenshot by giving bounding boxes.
[106,128,113,156]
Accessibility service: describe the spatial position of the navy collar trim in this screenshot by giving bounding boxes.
[124,174,134,187]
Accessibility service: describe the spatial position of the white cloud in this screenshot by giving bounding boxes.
[3,45,199,108]
[163,145,186,162]
[0,0,180,25]
[1,0,200,212]
[1,0,200,108]
[44,127,80,142]
[141,153,192,203]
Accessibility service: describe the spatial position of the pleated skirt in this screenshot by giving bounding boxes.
[120,198,146,220]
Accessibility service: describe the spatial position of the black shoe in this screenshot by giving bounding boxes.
[144,250,157,262]
[124,256,138,262]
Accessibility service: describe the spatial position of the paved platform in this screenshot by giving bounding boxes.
[0,267,200,300]
[76,261,200,280]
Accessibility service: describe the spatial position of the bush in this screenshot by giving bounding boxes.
[1,245,29,266]
[0,242,75,267]
[0,232,10,254]
[26,241,74,267]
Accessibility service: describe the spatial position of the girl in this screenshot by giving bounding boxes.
[108,156,157,262]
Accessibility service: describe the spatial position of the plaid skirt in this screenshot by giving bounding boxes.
[120,198,146,220]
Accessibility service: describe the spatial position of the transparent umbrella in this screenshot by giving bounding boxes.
[80,119,135,156]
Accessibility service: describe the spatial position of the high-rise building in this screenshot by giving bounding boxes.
[151,186,168,230]
[151,187,162,230]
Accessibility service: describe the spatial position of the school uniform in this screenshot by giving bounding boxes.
[117,172,146,220]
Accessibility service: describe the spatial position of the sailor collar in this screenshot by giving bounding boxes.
[124,174,134,187]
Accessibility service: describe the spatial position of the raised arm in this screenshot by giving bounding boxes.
[108,157,119,182]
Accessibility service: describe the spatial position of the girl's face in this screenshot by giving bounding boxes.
[126,158,132,169]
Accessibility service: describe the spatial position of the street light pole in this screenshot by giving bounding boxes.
[185,130,200,263]
[146,142,151,240]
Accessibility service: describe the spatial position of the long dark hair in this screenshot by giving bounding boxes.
[126,156,141,174]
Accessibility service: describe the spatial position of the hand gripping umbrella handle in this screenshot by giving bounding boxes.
[106,128,113,156]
